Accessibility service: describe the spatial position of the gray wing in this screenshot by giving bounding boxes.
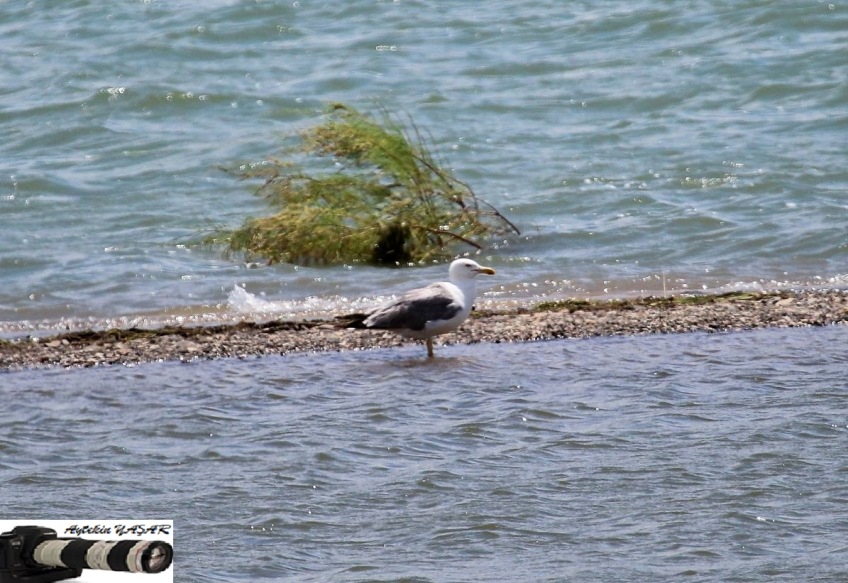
[364,283,461,331]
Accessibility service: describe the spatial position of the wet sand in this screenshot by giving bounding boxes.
[1,290,845,371]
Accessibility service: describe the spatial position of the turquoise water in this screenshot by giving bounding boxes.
[1,1,846,330]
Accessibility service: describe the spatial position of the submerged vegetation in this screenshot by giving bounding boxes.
[208,104,519,266]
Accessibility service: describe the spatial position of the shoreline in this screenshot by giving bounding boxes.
[1,289,846,371]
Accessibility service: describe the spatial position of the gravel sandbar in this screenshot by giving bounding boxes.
[1,290,846,371]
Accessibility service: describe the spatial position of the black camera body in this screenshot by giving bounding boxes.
[0,525,172,583]
[0,526,81,583]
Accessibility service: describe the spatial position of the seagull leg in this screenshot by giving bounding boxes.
[426,338,434,358]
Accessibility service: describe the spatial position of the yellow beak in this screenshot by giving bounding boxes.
[476,266,496,275]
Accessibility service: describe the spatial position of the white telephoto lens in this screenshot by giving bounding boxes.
[126,541,149,573]
[33,540,69,568]
[85,541,115,571]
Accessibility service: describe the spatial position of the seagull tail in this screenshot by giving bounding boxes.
[335,313,370,329]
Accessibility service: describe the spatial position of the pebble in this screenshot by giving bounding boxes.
[0,290,845,371]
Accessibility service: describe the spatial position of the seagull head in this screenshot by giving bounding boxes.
[448,258,496,282]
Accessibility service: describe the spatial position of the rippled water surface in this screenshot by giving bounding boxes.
[1,1,846,329]
[2,4,847,580]
[3,326,847,581]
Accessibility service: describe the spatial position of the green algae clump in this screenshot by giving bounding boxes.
[210,104,519,266]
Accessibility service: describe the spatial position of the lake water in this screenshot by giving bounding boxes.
[0,0,845,329]
[1,2,847,580]
[3,326,847,581]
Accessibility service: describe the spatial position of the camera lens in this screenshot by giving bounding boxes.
[144,543,172,574]
[33,539,173,574]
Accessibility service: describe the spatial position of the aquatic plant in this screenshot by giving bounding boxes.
[209,104,519,266]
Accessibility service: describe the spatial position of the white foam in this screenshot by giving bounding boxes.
[227,285,282,315]
[226,285,384,318]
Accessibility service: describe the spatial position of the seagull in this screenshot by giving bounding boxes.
[346,258,496,357]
